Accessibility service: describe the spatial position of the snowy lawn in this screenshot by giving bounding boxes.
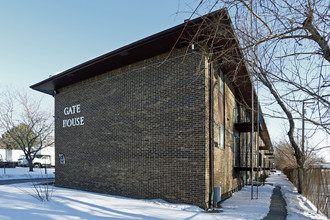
[0,167,55,180]
[0,168,328,219]
[0,183,272,220]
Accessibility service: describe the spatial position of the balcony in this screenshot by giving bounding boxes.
[233,152,272,171]
[264,152,273,156]
[234,109,263,133]
[234,166,271,171]
[259,146,271,150]
[234,122,260,132]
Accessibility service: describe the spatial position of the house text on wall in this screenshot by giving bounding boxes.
[63,104,84,128]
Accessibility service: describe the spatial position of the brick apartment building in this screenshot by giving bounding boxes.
[31,9,273,209]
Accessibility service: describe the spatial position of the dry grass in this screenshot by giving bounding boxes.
[285,167,329,218]
[16,170,54,202]
[303,168,329,218]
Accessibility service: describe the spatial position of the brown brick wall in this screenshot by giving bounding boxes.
[54,51,208,208]
[212,66,244,201]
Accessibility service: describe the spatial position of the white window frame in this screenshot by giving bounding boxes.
[219,69,224,95]
[218,123,224,148]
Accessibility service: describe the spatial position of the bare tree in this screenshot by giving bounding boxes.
[177,0,329,193]
[274,140,323,171]
[0,89,54,171]
[274,141,298,171]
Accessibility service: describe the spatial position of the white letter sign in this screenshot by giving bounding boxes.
[62,104,84,128]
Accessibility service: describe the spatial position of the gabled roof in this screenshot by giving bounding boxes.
[31,9,231,95]
[30,8,272,147]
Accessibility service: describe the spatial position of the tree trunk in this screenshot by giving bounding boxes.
[27,159,34,172]
[297,168,304,194]
[258,71,304,193]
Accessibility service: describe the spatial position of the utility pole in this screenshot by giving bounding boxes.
[302,101,305,165]
[301,100,314,166]
[251,85,254,200]
[250,0,257,200]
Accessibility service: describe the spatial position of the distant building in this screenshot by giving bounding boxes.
[0,145,55,166]
[31,9,273,209]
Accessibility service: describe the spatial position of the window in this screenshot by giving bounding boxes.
[217,68,225,148]
[258,153,262,167]
[235,102,240,123]
[218,123,224,148]
[219,69,224,94]
[234,131,240,167]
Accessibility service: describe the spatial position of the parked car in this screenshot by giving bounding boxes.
[270,169,281,175]
[0,154,3,166]
[18,155,51,168]
[0,154,17,168]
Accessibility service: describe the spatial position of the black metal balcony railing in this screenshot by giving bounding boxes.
[234,108,263,132]
[235,110,252,123]
[233,152,271,171]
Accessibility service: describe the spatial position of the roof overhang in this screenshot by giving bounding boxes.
[30,8,272,147]
[31,9,231,95]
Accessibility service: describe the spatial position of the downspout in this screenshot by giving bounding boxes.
[208,61,214,209]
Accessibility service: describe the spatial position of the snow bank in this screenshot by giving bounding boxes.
[266,171,328,220]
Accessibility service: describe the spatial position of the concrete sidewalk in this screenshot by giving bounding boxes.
[263,186,287,220]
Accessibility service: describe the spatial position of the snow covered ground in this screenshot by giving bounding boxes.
[0,167,55,180]
[0,168,328,219]
[266,171,328,220]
